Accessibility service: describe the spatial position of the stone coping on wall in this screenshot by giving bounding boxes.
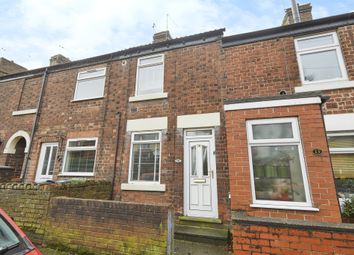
[51,196,171,208]
[232,211,354,233]
[0,180,110,190]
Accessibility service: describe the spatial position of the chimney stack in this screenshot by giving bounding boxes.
[49,54,71,66]
[0,57,27,77]
[153,31,172,44]
[282,3,312,25]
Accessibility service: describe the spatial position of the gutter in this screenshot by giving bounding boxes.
[20,68,48,182]
[222,12,354,47]
[110,112,121,200]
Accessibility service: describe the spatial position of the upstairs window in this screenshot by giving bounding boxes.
[295,32,347,84]
[136,54,164,96]
[246,118,312,208]
[74,68,106,100]
[129,132,161,182]
[62,138,97,176]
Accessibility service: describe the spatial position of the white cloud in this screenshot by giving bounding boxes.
[0,0,351,70]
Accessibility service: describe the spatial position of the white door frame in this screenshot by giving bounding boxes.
[183,128,218,218]
[35,142,58,183]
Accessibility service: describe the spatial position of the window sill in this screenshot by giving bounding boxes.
[121,183,166,192]
[294,80,354,93]
[250,204,319,212]
[71,96,104,102]
[12,109,37,116]
[58,173,94,177]
[129,92,168,102]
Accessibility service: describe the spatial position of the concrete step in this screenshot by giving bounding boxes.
[174,239,230,255]
[174,216,230,249]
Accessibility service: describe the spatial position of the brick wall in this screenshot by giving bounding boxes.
[0,77,37,168]
[114,42,230,221]
[0,181,112,244]
[223,24,354,116]
[225,103,342,223]
[5,137,26,178]
[232,212,354,255]
[0,166,15,182]
[44,197,171,255]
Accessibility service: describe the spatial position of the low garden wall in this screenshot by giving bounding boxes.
[0,180,112,243]
[44,197,172,255]
[232,211,354,255]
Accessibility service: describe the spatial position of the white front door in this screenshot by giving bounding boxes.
[35,143,58,183]
[184,129,218,218]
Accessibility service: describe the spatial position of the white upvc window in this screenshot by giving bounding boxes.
[61,138,97,176]
[328,132,354,179]
[246,118,313,209]
[128,131,161,183]
[135,54,164,96]
[295,32,348,84]
[74,68,106,101]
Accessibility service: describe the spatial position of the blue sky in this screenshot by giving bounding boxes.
[1,0,353,70]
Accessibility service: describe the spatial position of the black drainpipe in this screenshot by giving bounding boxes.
[21,68,49,182]
[110,112,121,200]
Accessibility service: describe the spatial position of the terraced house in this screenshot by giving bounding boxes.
[0,4,353,254]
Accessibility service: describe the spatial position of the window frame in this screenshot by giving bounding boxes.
[135,54,164,96]
[246,117,313,208]
[61,137,98,176]
[128,131,162,184]
[73,67,106,101]
[294,32,348,85]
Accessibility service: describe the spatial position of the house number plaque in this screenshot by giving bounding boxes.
[312,148,322,155]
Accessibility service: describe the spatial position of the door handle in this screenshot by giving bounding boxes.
[209,170,214,179]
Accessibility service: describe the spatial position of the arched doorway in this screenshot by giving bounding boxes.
[3,130,30,180]
[5,138,26,178]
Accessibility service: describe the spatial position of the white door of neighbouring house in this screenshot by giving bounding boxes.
[35,143,58,183]
[184,129,218,218]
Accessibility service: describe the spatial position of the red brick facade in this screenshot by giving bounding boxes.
[225,103,341,223]
[0,13,353,242]
[232,223,354,255]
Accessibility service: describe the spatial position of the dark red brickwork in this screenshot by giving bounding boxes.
[225,104,342,223]
[223,25,354,115]
[232,223,354,255]
[0,22,353,224]
[18,77,41,110]
[5,137,26,178]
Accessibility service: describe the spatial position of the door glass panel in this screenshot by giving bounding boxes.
[48,146,57,175]
[41,147,51,175]
[186,130,212,136]
[202,145,208,176]
[191,145,197,176]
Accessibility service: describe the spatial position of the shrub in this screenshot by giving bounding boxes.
[343,197,354,218]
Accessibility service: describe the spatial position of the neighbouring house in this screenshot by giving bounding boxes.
[0,3,354,254]
[0,57,27,77]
